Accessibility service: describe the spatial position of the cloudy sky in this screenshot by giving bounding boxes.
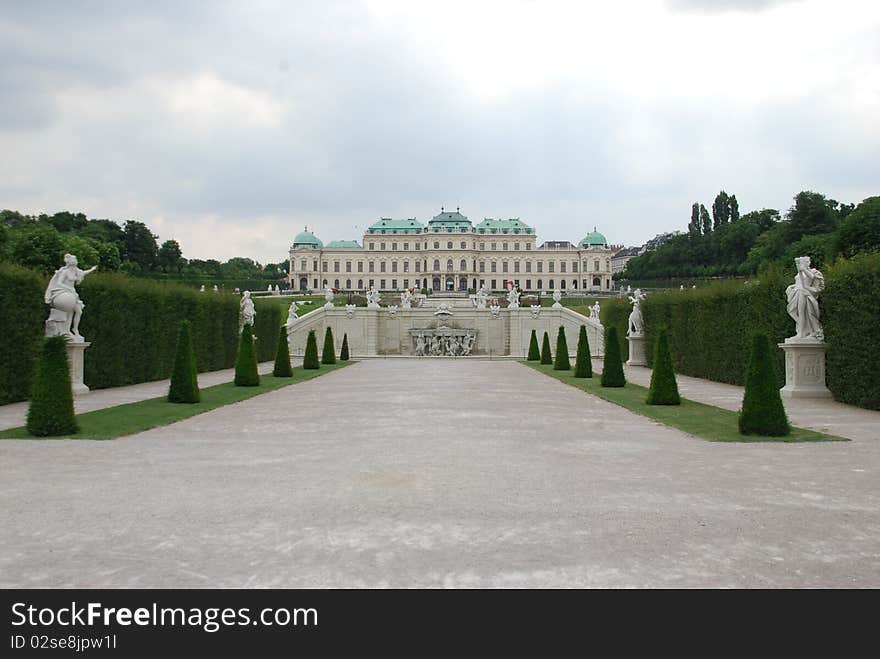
[1,0,878,263]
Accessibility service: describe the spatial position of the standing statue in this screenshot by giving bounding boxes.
[44,253,98,341]
[400,289,413,309]
[286,300,298,329]
[367,286,381,308]
[590,301,601,321]
[324,286,335,309]
[415,334,426,356]
[786,256,825,341]
[627,288,646,336]
[199,284,205,293]
[475,284,489,309]
[552,289,563,308]
[507,285,520,309]
[239,291,256,331]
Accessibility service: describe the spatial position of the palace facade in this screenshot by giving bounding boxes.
[288,209,613,293]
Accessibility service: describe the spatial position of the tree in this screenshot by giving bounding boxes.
[234,325,260,386]
[321,327,336,364]
[93,241,121,271]
[553,326,571,370]
[122,220,159,270]
[540,331,552,365]
[527,329,540,361]
[574,325,592,378]
[158,239,184,274]
[688,203,701,237]
[646,328,680,405]
[272,327,293,377]
[739,333,790,436]
[837,196,880,257]
[729,195,740,222]
[26,336,78,436]
[601,326,625,387]
[303,330,320,369]
[741,208,780,233]
[786,191,838,243]
[168,320,200,402]
[712,191,731,230]
[700,204,712,236]
[10,224,64,272]
[340,333,350,361]
[59,235,100,269]
[48,211,88,233]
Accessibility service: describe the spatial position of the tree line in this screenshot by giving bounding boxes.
[0,210,288,284]
[622,190,879,280]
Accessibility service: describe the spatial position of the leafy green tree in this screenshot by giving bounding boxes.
[729,195,740,222]
[601,326,625,387]
[574,325,592,378]
[553,326,570,370]
[234,324,260,386]
[272,327,293,377]
[10,223,64,272]
[340,333,350,361]
[646,328,680,405]
[322,327,336,364]
[837,196,880,257]
[93,241,121,271]
[739,333,790,436]
[781,233,836,270]
[741,208,780,233]
[158,239,184,274]
[60,235,100,268]
[82,219,125,252]
[712,191,731,229]
[48,211,88,233]
[122,220,158,270]
[303,330,320,369]
[168,320,200,402]
[786,191,838,243]
[527,329,540,361]
[700,204,712,236]
[688,203,701,237]
[26,336,79,436]
[540,331,552,365]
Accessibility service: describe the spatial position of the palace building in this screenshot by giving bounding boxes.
[288,209,613,293]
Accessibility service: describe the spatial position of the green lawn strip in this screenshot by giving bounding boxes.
[523,362,844,443]
[1,362,351,440]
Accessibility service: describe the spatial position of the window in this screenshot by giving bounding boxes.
[313,260,318,271]
[358,261,363,273]
[345,261,351,273]
[415,261,420,272]
[514,242,520,250]
[503,242,508,250]
[434,241,440,249]
[514,261,520,273]
[583,279,588,289]
[403,242,409,250]
[433,259,440,271]
[447,241,453,249]
[403,279,409,288]
[561,280,566,289]
[526,243,531,250]
[403,261,409,272]
[392,261,398,273]
[358,279,363,288]
[526,279,532,289]
[322,261,328,272]
[583,260,589,272]
[380,242,386,250]
[369,279,374,288]
[415,242,420,250]
[549,279,555,289]
[480,242,485,250]
[446,259,453,272]
[572,261,578,273]
[333,261,340,273]
[560,262,566,273]
[392,243,397,251]
[380,261,386,273]
[526,261,532,273]
[491,261,497,273]
[369,261,375,273]
[537,279,542,289]
[392,279,397,289]
[594,260,600,272]
[300,259,306,271]
[593,277,601,287]
[491,279,497,289]
[345,279,351,288]
[549,262,555,273]
[460,259,467,270]
[479,261,485,272]
[502,260,508,272]
[380,279,386,289]
[460,241,466,249]
[369,243,374,250]
[491,243,497,250]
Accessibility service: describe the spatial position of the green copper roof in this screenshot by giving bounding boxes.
[475,218,534,234]
[428,210,473,232]
[324,240,361,249]
[366,218,424,234]
[579,228,608,248]
[292,229,323,248]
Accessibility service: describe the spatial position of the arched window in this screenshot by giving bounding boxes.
[358,279,363,289]
[446,259,453,272]
[346,279,351,289]
[571,279,577,289]
[593,277,601,287]
[537,279,543,289]
[560,280,566,289]
[334,279,340,289]
[447,241,453,249]
[434,241,439,249]
[433,259,440,271]
[549,279,555,289]
[460,259,467,270]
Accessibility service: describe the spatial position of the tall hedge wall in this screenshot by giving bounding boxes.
[0,263,46,404]
[0,269,283,402]
[822,253,880,409]
[599,298,632,361]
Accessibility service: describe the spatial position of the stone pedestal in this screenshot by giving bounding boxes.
[66,341,90,396]
[626,333,646,366]
[778,340,832,399]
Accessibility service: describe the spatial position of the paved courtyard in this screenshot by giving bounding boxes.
[1,359,878,588]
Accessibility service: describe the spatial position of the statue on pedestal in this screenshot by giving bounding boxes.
[589,301,601,321]
[507,285,520,309]
[239,291,256,330]
[286,300,298,329]
[44,253,98,341]
[400,289,413,309]
[627,288,646,336]
[475,284,489,309]
[324,287,335,309]
[552,289,562,309]
[786,256,825,342]
[367,286,381,308]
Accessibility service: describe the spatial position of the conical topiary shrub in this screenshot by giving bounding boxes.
[168,319,200,403]
[340,333,350,361]
[527,329,540,361]
[553,326,571,370]
[540,331,553,365]
[646,328,680,405]
[234,324,260,386]
[303,330,320,369]
[739,333,790,436]
[272,326,293,377]
[26,336,79,436]
[601,326,626,387]
[322,326,336,364]
[574,325,592,378]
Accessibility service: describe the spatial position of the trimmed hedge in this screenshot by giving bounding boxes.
[739,333,790,436]
[340,333,350,361]
[540,331,552,365]
[322,327,336,365]
[303,330,320,369]
[601,326,626,388]
[234,325,260,386]
[823,253,880,409]
[0,263,44,404]
[272,326,293,377]
[574,325,592,378]
[26,336,78,436]
[599,298,632,362]
[168,320,200,403]
[527,329,540,361]
[553,326,570,371]
[646,328,680,405]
